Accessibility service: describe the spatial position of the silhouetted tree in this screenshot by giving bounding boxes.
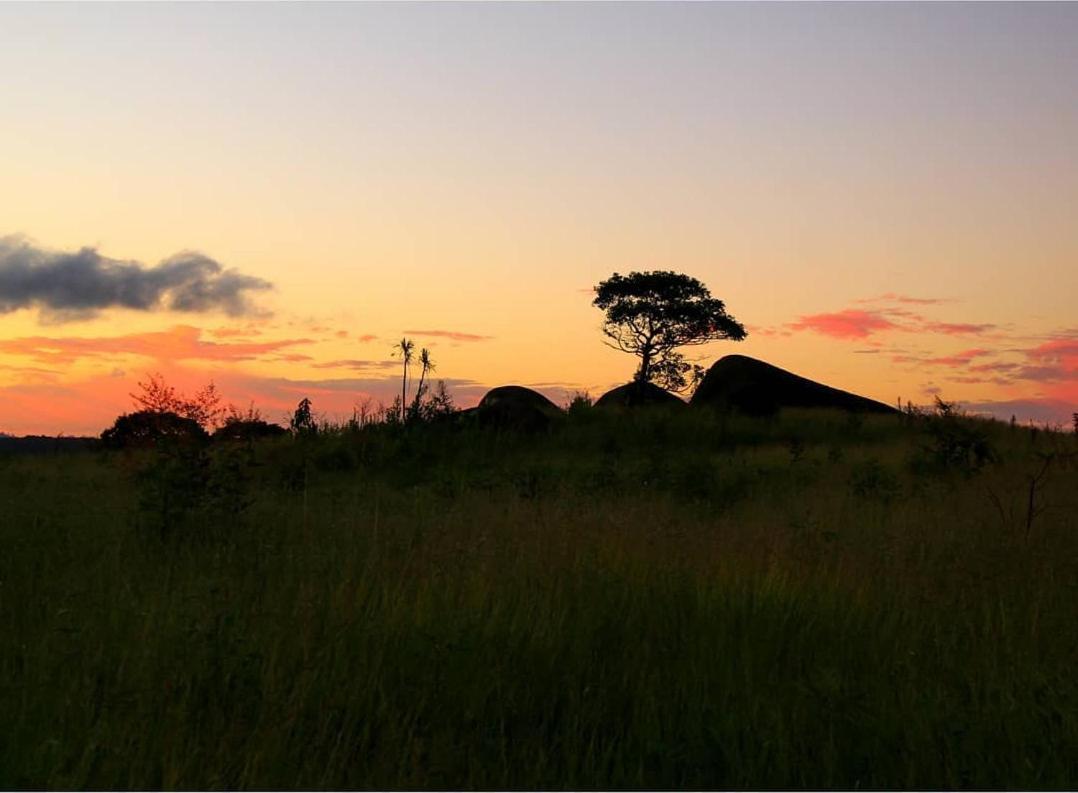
[290,397,316,436]
[409,348,435,421]
[131,372,225,429]
[394,338,415,422]
[418,379,456,421]
[593,271,746,392]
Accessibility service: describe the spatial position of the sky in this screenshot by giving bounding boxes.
[1,2,1076,435]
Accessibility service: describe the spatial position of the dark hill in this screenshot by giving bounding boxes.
[477,386,563,430]
[691,355,896,416]
[595,381,686,409]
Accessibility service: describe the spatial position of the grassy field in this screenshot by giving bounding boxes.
[2,406,1077,789]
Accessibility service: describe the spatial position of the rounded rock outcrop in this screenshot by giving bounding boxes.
[691,355,896,416]
[476,385,563,430]
[594,381,686,409]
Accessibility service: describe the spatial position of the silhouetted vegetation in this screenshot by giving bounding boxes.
[5,384,1078,789]
[0,435,98,455]
[131,372,225,429]
[914,396,997,474]
[212,418,287,443]
[593,270,746,392]
[394,337,415,423]
[289,397,317,436]
[101,409,209,449]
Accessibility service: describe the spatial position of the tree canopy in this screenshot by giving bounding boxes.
[593,270,746,392]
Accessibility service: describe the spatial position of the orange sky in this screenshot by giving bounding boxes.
[1,3,1076,435]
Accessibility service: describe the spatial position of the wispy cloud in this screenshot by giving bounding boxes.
[310,359,398,371]
[403,329,492,342]
[920,321,997,336]
[855,293,953,306]
[917,349,992,367]
[0,325,311,365]
[209,325,264,339]
[0,235,272,323]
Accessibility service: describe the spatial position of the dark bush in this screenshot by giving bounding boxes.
[849,459,901,503]
[916,397,997,475]
[212,419,287,443]
[101,410,208,450]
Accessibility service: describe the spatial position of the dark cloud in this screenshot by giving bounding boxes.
[0,235,272,322]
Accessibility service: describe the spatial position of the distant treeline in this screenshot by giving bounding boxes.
[0,435,99,455]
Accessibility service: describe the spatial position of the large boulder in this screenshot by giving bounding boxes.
[477,386,562,430]
[594,381,686,409]
[691,355,897,416]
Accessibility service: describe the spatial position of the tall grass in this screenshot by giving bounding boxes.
[1,408,1076,788]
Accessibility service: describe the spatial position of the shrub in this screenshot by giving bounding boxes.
[212,418,287,443]
[101,410,208,450]
[918,397,997,474]
[566,391,593,416]
[132,437,256,538]
[849,458,901,503]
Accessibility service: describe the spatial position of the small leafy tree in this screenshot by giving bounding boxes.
[418,379,455,420]
[290,397,317,436]
[131,373,225,430]
[593,271,746,392]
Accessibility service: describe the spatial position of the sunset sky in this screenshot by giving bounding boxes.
[2,2,1076,435]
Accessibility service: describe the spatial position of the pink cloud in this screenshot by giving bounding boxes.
[1027,338,1078,365]
[788,310,899,340]
[786,296,997,342]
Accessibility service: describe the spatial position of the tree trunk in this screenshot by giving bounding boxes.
[638,344,653,383]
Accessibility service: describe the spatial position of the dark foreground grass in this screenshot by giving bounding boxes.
[1,408,1077,788]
